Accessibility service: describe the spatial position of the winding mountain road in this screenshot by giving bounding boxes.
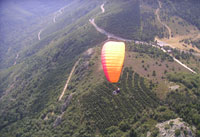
[38,5,67,40]
[89,19,133,42]
[53,6,67,23]
[89,3,133,42]
[52,1,198,126]
[90,3,197,74]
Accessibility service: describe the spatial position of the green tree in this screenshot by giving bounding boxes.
[119,121,130,132]
[129,129,137,137]
[152,71,156,77]
[175,129,181,136]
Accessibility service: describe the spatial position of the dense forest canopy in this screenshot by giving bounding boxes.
[164,0,200,30]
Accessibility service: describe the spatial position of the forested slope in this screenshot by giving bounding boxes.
[0,0,200,136]
[96,0,141,40]
[0,0,107,135]
[163,0,200,30]
[0,0,72,69]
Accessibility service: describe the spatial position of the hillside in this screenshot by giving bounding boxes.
[0,0,73,69]
[0,0,200,136]
[155,0,200,53]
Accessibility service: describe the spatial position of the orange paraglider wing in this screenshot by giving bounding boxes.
[101,41,125,83]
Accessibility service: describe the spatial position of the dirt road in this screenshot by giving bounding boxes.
[53,6,66,23]
[38,29,43,40]
[156,0,172,39]
[13,53,19,65]
[155,1,197,74]
[101,3,105,13]
[58,59,80,101]
[38,4,67,40]
[173,57,197,74]
[89,18,133,42]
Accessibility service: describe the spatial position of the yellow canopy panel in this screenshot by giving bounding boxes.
[101,41,125,83]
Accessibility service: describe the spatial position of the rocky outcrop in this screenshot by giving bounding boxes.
[53,93,74,127]
[156,118,195,137]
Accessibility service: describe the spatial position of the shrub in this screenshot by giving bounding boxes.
[175,129,181,136]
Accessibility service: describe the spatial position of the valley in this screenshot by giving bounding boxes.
[0,0,200,136]
[90,2,197,74]
[155,0,200,53]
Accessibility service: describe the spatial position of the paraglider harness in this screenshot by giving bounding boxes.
[113,88,120,95]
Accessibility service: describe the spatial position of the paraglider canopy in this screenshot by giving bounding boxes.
[101,41,125,83]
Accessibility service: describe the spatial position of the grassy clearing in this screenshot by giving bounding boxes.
[166,16,198,36]
[157,36,200,52]
[125,51,189,81]
[124,42,196,99]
